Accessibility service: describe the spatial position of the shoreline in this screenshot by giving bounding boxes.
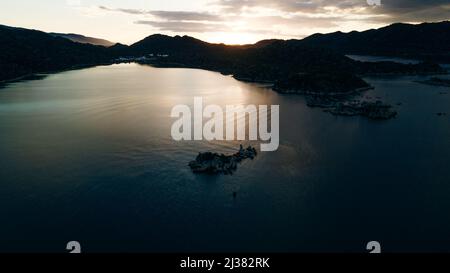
[414,77,450,87]
[273,86,375,96]
[0,62,115,85]
[1,60,447,93]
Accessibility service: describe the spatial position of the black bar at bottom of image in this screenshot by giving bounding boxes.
[0,253,448,272]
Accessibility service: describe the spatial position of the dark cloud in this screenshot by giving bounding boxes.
[99,6,222,22]
[251,15,340,28]
[214,0,366,13]
[381,0,449,9]
[214,0,450,23]
[101,1,449,38]
[134,20,228,32]
[133,20,282,36]
[372,0,450,23]
[99,5,147,15]
[150,11,223,22]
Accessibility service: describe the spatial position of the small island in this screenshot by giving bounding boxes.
[416,77,450,87]
[272,72,397,120]
[326,101,397,119]
[189,145,257,175]
[306,96,398,120]
[273,72,372,95]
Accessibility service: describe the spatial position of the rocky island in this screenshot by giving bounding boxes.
[272,72,397,120]
[326,101,397,119]
[189,145,257,175]
[273,72,372,95]
[416,77,450,87]
[306,95,397,120]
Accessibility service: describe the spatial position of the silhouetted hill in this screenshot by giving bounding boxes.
[300,21,450,63]
[0,24,446,94]
[108,43,129,55]
[124,33,444,86]
[0,25,112,81]
[242,39,282,49]
[229,40,358,82]
[129,34,211,55]
[49,33,115,47]
[123,34,245,74]
[125,35,357,74]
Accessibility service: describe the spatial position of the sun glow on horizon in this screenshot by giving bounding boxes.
[0,1,448,45]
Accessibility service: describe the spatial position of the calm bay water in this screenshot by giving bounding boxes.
[0,63,449,252]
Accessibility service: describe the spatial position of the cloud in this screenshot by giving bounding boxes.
[371,0,450,23]
[150,11,223,22]
[98,5,146,15]
[98,6,222,22]
[213,0,367,13]
[98,1,449,43]
[100,5,230,34]
[213,0,450,23]
[135,20,229,33]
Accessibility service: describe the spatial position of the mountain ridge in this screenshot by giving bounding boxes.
[49,33,116,47]
[299,21,450,62]
[0,24,111,82]
[0,22,448,90]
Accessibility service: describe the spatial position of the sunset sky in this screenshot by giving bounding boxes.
[1,0,449,45]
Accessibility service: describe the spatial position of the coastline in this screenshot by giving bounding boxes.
[414,77,450,87]
[2,60,447,96]
[0,62,115,85]
[273,86,375,96]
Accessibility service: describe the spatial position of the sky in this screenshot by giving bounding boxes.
[1,0,449,45]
